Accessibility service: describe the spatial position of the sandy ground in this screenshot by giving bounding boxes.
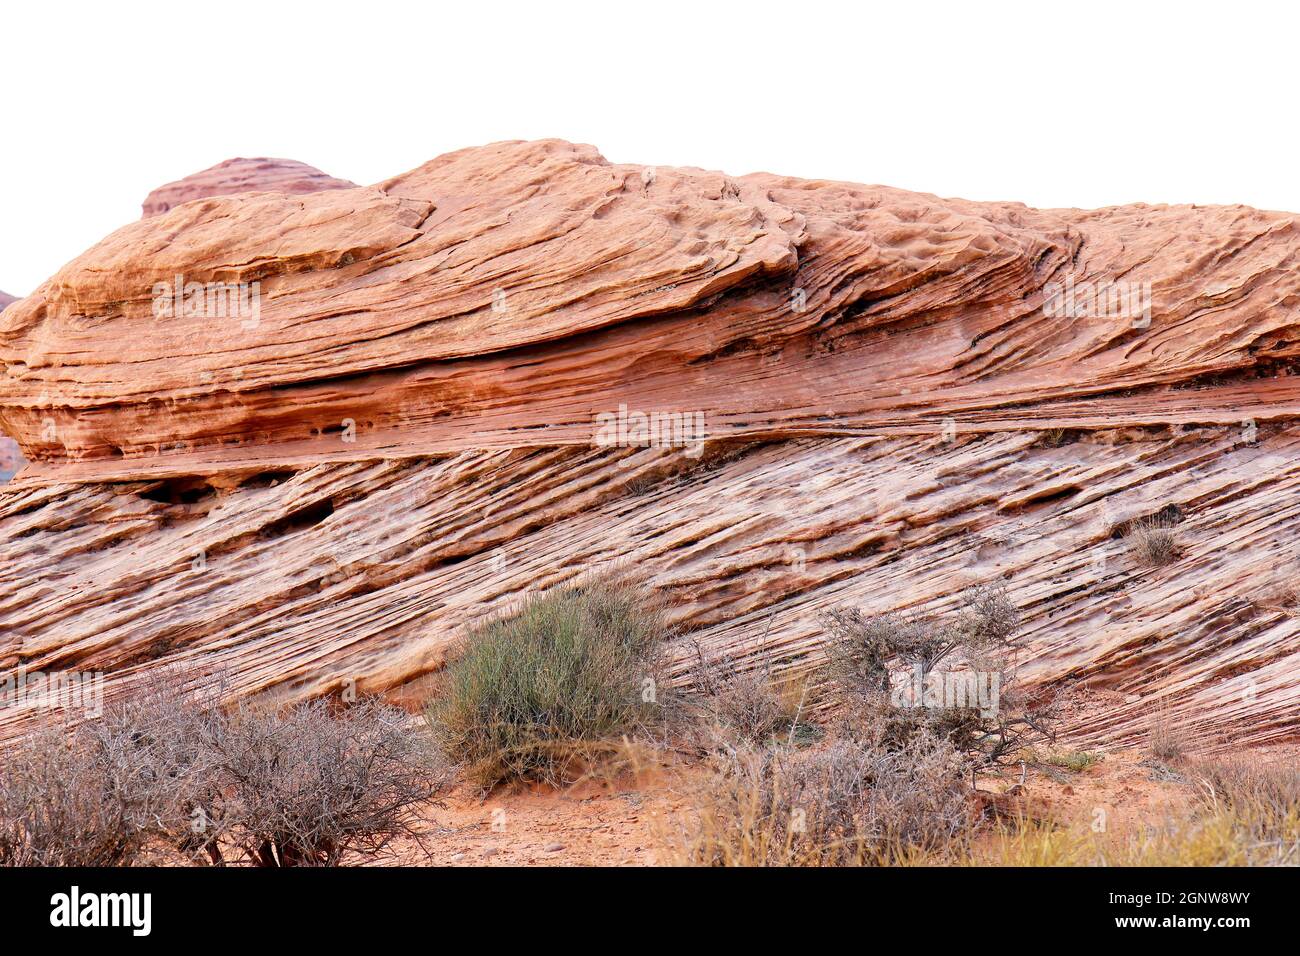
[401,776,683,866]
[384,752,1158,867]
[380,732,1297,866]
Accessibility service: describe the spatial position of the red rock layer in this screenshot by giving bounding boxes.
[140,157,357,218]
[4,141,1298,479]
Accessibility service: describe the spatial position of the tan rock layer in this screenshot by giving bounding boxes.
[1,429,1295,748]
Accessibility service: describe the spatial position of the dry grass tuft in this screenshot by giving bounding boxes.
[682,633,816,752]
[1146,702,1190,765]
[1127,516,1181,566]
[1035,749,1102,772]
[968,757,1300,867]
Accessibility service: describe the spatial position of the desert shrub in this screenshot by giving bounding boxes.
[1127,516,1180,566]
[200,698,447,867]
[683,638,808,751]
[820,584,1055,766]
[0,677,214,866]
[426,576,667,787]
[0,727,168,866]
[0,677,444,867]
[664,727,969,866]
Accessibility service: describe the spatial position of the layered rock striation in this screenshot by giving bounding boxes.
[1,141,1297,748]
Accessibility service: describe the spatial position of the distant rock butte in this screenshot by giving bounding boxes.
[0,437,21,483]
[0,291,15,312]
[1,140,1298,752]
[140,157,357,218]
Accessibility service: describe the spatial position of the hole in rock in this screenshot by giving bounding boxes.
[138,477,217,506]
[259,498,336,539]
[239,469,299,490]
[1108,503,1185,539]
[1015,484,1082,511]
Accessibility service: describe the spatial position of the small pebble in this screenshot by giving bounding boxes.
[544,843,565,853]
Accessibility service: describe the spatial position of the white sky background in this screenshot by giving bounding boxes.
[1,0,1296,296]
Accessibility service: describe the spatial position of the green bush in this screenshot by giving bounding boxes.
[426,576,667,787]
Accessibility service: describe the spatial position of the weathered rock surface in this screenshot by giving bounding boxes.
[140,157,357,218]
[1,140,1297,750]
[0,297,20,482]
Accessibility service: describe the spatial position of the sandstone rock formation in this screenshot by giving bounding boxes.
[1,140,1297,751]
[140,157,357,218]
[0,297,20,481]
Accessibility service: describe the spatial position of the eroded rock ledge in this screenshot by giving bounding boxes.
[1,141,1297,749]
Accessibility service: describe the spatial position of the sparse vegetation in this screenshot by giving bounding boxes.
[1127,516,1180,566]
[1189,756,1300,865]
[425,575,668,788]
[0,677,445,867]
[1035,427,1080,448]
[968,756,1300,867]
[7,569,1289,871]
[1036,748,1102,772]
[1146,703,1190,764]
[820,584,1057,768]
[683,634,815,752]
[690,663,795,751]
[196,699,448,866]
[662,726,969,866]
[0,725,181,867]
[0,677,219,867]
